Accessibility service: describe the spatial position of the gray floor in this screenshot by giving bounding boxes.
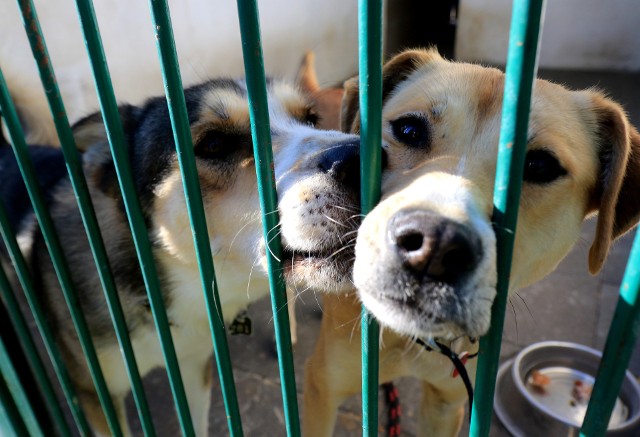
[122,68,639,436]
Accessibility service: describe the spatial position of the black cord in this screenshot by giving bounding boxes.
[415,338,475,423]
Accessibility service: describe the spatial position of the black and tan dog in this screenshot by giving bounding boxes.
[0,77,363,436]
[303,49,640,436]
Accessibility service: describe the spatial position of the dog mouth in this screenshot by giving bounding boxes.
[281,243,354,272]
[280,242,355,289]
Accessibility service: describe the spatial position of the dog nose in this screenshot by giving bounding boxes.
[318,141,388,189]
[388,210,482,283]
[318,141,360,187]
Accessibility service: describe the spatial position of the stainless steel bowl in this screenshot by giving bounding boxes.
[494,341,640,436]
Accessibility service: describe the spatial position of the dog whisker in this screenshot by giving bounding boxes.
[322,214,349,228]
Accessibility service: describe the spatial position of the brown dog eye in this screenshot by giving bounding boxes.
[305,109,320,127]
[194,131,236,160]
[523,149,567,184]
[391,115,430,148]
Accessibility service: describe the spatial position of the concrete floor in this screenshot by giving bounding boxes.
[118,68,640,436]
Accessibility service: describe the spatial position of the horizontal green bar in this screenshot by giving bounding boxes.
[470,1,545,436]
[581,230,640,436]
[0,66,122,437]
[0,335,44,437]
[0,262,72,437]
[71,1,194,434]
[235,1,300,435]
[14,1,156,433]
[358,0,383,434]
[146,1,244,434]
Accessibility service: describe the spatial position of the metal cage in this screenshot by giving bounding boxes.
[0,0,638,436]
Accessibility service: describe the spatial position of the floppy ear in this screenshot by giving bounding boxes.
[587,92,640,274]
[340,48,442,133]
[73,105,140,198]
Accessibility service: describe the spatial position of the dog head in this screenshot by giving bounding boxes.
[349,49,640,339]
[73,77,361,317]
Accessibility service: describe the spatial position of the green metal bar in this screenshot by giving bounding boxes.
[0,373,28,437]
[580,230,640,436]
[0,262,72,436]
[469,1,545,435]
[0,67,122,437]
[71,1,194,434]
[0,335,44,437]
[235,1,300,435]
[0,200,90,435]
[146,1,243,435]
[14,2,156,434]
[358,0,383,434]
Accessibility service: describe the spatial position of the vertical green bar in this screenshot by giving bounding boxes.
[71,1,194,434]
[469,1,545,436]
[145,1,243,435]
[0,200,90,435]
[0,375,29,437]
[358,0,383,435]
[0,67,122,437]
[0,336,44,437]
[581,230,640,436]
[0,262,72,437]
[235,1,300,435]
[14,1,156,434]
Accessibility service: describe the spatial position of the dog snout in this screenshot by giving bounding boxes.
[388,210,483,284]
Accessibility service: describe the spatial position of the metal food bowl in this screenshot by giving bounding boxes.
[494,341,640,436]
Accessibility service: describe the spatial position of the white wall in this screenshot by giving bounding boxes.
[456,0,640,71]
[1,0,359,144]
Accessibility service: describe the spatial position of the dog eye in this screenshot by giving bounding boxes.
[523,149,567,184]
[304,109,320,127]
[391,116,430,148]
[194,131,235,160]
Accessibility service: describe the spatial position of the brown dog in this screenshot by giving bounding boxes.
[303,49,640,436]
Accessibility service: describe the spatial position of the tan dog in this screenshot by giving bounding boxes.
[303,49,640,436]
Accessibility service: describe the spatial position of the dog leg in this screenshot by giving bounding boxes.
[286,287,298,346]
[418,378,469,437]
[303,295,362,437]
[303,352,350,437]
[180,355,213,437]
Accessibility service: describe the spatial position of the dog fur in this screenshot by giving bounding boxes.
[303,49,640,436]
[0,77,362,436]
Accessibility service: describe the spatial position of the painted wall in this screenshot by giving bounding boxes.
[456,0,640,71]
[1,0,359,143]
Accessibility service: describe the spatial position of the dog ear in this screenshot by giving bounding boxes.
[73,105,140,199]
[586,92,640,274]
[340,48,442,133]
[296,51,321,94]
[296,51,344,130]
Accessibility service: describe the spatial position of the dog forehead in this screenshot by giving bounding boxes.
[198,84,250,126]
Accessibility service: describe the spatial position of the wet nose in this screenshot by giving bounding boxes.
[318,141,360,188]
[388,209,482,283]
[318,140,388,189]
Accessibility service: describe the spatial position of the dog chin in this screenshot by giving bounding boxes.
[357,286,493,340]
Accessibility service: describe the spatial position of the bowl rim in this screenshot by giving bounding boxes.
[510,340,640,430]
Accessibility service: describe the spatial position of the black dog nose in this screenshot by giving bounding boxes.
[388,209,482,283]
[318,141,360,187]
[318,140,388,189]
